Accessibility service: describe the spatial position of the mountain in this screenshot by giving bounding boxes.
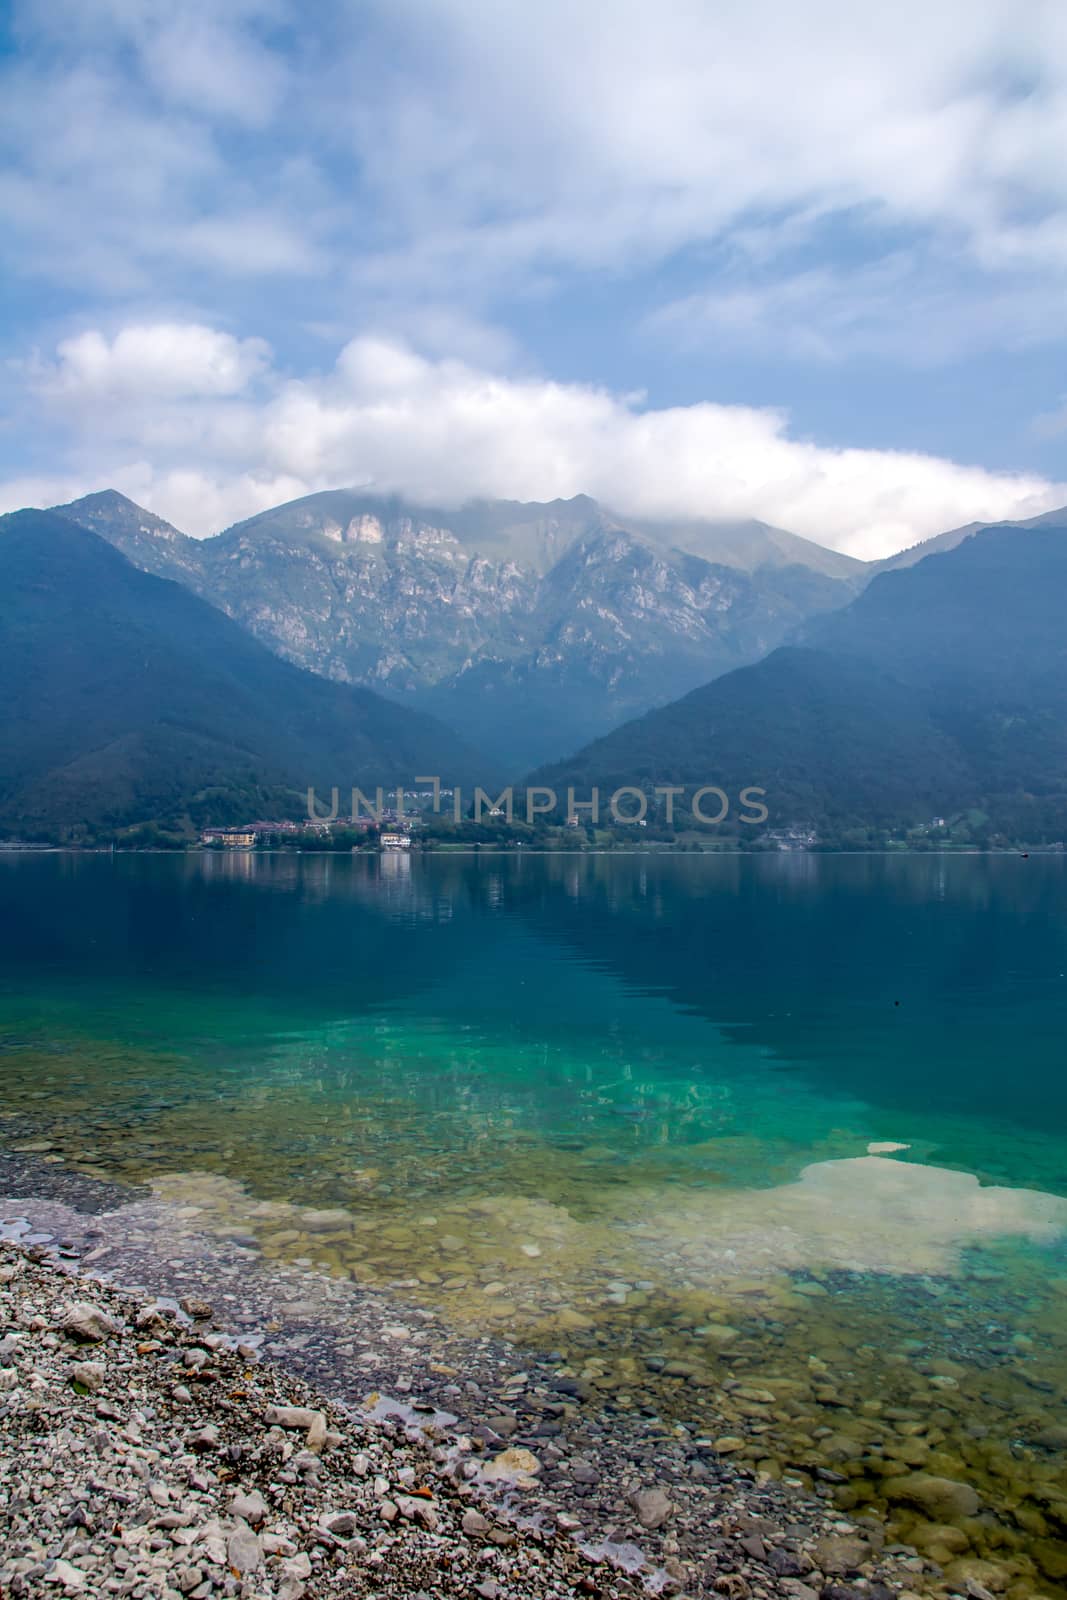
[873,502,1067,573]
[534,519,1067,843]
[51,488,203,580]
[0,509,479,838]
[53,490,865,772]
[615,512,865,580]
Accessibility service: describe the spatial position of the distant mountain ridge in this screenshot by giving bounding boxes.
[535,517,1067,843]
[872,503,1067,572]
[52,489,865,771]
[0,509,479,838]
[615,510,865,579]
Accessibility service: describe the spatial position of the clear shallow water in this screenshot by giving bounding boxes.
[3,852,1067,1591]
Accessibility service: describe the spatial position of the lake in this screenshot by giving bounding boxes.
[2,851,1067,1590]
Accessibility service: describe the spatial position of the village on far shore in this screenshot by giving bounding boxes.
[201,817,415,851]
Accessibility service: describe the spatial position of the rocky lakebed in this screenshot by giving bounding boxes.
[0,1175,932,1600]
[0,1149,1063,1600]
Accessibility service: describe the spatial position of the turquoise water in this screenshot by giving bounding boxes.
[3,851,1067,1590]
[3,851,1066,1183]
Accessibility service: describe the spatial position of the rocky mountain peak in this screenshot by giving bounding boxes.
[51,487,862,771]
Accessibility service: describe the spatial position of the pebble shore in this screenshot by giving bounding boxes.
[0,1235,925,1600]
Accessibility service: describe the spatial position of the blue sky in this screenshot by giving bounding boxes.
[1,0,1065,556]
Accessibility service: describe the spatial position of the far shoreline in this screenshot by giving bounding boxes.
[2,844,1065,857]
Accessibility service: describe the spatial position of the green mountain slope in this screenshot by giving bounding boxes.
[535,521,1067,842]
[0,509,479,837]
[873,502,1067,573]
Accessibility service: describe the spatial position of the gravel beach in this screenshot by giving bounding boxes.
[0,1227,925,1600]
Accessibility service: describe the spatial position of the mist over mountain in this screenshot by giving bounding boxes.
[53,489,864,772]
[0,509,478,838]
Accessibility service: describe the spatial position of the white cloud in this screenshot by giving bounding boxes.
[136,12,288,127]
[115,465,313,535]
[4,325,1064,558]
[645,252,1067,366]
[5,0,1067,318]
[327,0,1067,291]
[3,2,1067,557]
[30,324,273,401]
[0,6,321,294]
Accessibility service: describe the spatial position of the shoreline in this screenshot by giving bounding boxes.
[0,1160,925,1600]
[1,845,1065,856]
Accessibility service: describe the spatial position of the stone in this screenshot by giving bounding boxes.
[59,1302,119,1343]
[44,1561,87,1591]
[884,1472,981,1520]
[910,1521,969,1559]
[714,1577,751,1599]
[301,1209,352,1230]
[821,1433,865,1463]
[481,1447,542,1486]
[230,1490,267,1525]
[305,1410,328,1454]
[264,1404,317,1430]
[767,1550,813,1578]
[628,1487,674,1529]
[180,1296,214,1320]
[324,1511,358,1536]
[942,1559,1013,1595]
[226,1521,262,1574]
[396,1494,439,1530]
[485,1413,518,1437]
[69,1361,105,1393]
[1032,1539,1067,1581]
[703,1324,740,1347]
[463,1509,490,1535]
[812,1535,872,1575]
[279,1550,313,1600]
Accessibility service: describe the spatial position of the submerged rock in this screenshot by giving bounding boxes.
[481,1447,542,1487]
[812,1534,873,1574]
[883,1472,981,1520]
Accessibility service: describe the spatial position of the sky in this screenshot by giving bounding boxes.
[1,0,1066,558]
